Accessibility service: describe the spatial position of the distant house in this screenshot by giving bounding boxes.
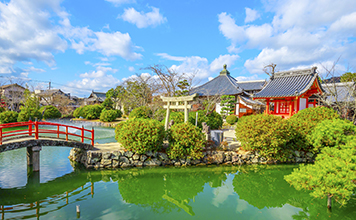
[0,83,26,111]
[36,89,71,106]
[253,67,324,118]
[190,64,265,117]
[322,82,355,103]
[85,91,107,105]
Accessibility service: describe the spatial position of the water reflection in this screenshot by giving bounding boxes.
[1,163,356,219]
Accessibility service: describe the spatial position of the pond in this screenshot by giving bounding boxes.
[0,126,355,219]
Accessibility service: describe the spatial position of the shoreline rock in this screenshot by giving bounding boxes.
[69,148,315,169]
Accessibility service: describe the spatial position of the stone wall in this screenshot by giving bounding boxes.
[69,148,315,169]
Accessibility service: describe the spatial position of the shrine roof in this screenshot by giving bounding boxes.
[236,80,266,91]
[190,65,244,96]
[253,67,324,98]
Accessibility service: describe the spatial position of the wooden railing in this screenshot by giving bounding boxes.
[0,121,94,146]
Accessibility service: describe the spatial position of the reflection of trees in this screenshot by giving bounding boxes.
[116,166,235,215]
[232,165,303,209]
[232,165,356,220]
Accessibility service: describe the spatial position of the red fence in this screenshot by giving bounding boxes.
[0,121,94,146]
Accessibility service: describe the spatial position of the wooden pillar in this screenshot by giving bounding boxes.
[164,101,170,131]
[27,146,42,172]
[289,99,293,117]
[266,99,270,114]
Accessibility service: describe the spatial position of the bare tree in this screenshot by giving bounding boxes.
[263,63,277,78]
[318,59,356,124]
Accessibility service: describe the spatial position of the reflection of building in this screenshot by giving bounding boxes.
[190,65,265,117]
[0,83,26,111]
[85,91,106,105]
[253,67,324,118]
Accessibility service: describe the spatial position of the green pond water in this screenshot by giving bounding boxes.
[0,127,355,219]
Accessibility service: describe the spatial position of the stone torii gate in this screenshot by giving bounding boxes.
[161,93,197,130]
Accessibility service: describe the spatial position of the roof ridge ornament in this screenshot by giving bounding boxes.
[219,64,230,75]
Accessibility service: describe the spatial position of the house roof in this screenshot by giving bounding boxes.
[190,65,244,96]
[236,80,266,91]
[37,89,70,97]
[322,82,355,102]
[0,83,26,90]
[253,67,324,98]
[88,91,106,102]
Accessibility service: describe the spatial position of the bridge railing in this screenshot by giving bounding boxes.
[0,120,94,146]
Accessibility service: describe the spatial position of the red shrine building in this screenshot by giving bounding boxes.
[253,67,325,118]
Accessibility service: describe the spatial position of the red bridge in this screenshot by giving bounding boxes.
[0,120,94,146]
[0,121,95,172]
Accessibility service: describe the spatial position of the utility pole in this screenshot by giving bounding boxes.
[49,81,51,90]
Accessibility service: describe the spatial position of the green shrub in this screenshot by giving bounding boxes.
[101,98,114,110]
[115,109,123,118]
[18,108,42,122]
[288,106,340,151]
[0,111,18,123]
[188,110,206,129]
[310,119,356,153]
[0,107,5,113]
[129,106,153,119]
[100,109,119,122]
[235,114,294,161]
[205,111,223,130]
[167,123,205,160]
[153,108,166,121]
[226,115,238,125]
[163,111,184,125]
[115,118,164,154]
[39,105,61,120]
[73,105,103,120]
[73,106,84,118]
[188,110,223,130]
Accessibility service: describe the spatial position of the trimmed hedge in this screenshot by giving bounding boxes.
[167,123,206,160]
[100,109,120,122]
[226,115,238,125]
[288,106,340,151]
[73,105,103,120]
[129,106,153,119]
[39,105,61,119]
[18,108,42,122]
[235,114,294,161]
[0,111,18,123]
[115,118,164,154]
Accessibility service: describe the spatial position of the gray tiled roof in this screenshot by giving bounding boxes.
[253,67,324,98]
[239,95,265,106]
[237,80,266,91]
[322,82,355,102]
[190,74,243,96]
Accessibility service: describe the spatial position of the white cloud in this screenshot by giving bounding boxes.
[210,54,239,72]
[128,66,135,72]
[245,8,260,23]
[65,66,120,96]
[156,53,242,80]
[218,0,356,74]
[105,0,135,6]
[0,0,67,74]
[120,6,167,28]
[92,32,142,60]
[24,66,45,73]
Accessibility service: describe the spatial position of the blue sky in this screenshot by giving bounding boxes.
[0,0,355,97]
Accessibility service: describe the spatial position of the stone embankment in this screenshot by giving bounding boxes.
[69,148,315,169]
